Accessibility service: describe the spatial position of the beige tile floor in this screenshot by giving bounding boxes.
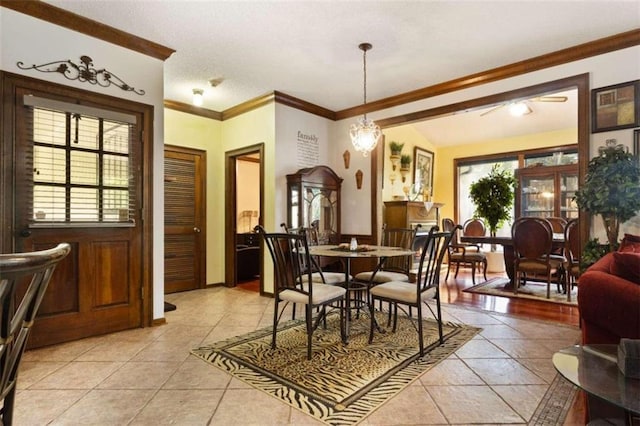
[15,286,581,425]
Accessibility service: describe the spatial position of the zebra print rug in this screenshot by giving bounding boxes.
[191,312,480,425]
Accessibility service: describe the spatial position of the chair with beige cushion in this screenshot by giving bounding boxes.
[368,227,454,357]
[354,224,418,285]
[512,217,565,298]
[280,223,350,285]
[257,226,346,360]
[0,243,71,424]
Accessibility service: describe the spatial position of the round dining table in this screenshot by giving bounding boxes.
[308,244,414,339]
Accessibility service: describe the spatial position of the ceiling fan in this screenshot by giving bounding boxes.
[480,95,568,117]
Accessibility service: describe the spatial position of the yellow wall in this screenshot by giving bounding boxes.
[380,124,576,224]
[381,126,437,202]
[222,105,277,292]
[164,109,222,285]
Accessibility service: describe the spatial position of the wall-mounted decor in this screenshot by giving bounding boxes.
[343,149,351,169]
[355,169,363,190]
[634,129,640,159]
[591,80,639,133]
[413,147,434,196]
[17,55,145,95]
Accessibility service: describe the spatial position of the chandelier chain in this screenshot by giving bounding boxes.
[363,48,367,105]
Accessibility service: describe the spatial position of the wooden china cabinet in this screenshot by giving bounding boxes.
[515,163,579,220]
[286,165,342,244]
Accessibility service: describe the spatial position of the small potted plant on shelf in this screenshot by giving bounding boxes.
[389,141,404,156]
[400,154,411,170]
[574,140,640,255]
[399,154,412,183]
[389,141,404,171]
[469,164,517,271]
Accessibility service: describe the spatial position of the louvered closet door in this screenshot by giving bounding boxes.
[164,147,206,293]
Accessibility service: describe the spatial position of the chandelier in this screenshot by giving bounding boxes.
[350,43,381,157]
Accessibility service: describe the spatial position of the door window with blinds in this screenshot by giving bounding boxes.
[24,96,138,226]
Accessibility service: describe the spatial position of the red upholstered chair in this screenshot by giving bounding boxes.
[578,250,640,344]
[579,234,640,344]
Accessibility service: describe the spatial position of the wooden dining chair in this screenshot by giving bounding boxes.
[547,217,568,255]
[563,218,580,301]
[546,217,568,234]
[0,243,71,425]
[256,226,346,360]
[442,219,486,284]
[368,226,454,357]
[511,217,565,298]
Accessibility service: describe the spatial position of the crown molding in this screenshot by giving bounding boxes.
[1,0,175,60]
[335,28,640,120]
[7,2,635,121]
[164,100,223,120]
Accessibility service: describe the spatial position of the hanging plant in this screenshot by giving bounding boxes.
[574,141,640,251]
[469,164,517,247]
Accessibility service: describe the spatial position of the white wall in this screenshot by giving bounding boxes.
[274,104,335,228]
[0,8,167,319]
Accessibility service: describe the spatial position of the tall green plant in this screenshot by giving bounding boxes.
[574,141,640,251]
[469,164,517,243]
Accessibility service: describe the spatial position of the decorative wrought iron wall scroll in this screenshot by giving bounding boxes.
[17,55,145,95]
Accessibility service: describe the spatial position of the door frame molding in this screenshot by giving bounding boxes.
[0,70,154,327]
[224,143,264,292]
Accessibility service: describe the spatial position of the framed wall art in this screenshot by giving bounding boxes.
[634,128,640,159]
[413,147,434,195]
[591,80,640,133]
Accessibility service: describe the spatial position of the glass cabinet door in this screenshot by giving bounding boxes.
[560,172,579,220]
[286,165,342,242]
[516,163,579,220]
[520,174,555,218]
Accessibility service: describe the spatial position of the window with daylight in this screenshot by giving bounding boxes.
[457,157,518,238]
[455,146,578,237]
[24,96,138,226]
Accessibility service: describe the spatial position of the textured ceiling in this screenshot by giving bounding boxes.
[41,0,638,145]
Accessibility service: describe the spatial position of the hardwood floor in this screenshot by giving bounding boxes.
[236,269,585,423]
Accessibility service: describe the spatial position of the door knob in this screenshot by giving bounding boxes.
[193,227,201,233]
[20,229,32,237]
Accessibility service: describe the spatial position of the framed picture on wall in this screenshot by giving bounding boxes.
[413,147,434,195]
[591,80,640,133]
[634,128,640,160]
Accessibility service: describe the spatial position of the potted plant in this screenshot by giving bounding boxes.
[574,140,640,252]
[400,154,411,170]
[469,164,517,248]
[389,141,404,156]
[389,141,404,171]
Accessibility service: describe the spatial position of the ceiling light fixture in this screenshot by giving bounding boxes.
[192,88,204,106]
[509,102,532,117]
[349,43,381,157]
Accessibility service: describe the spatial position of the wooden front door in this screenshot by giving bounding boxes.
[9,84,145,349]
[164,146,206,293]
